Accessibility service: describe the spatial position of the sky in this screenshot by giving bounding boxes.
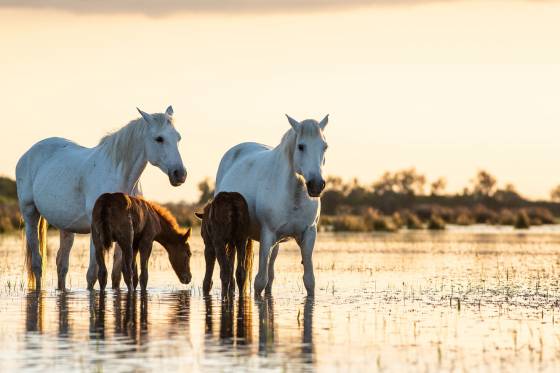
[1,1,560,202]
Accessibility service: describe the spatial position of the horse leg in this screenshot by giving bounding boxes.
[132,249,139,290]
[86,237,99,290]
[203,241,217,295]
[227,246,236,298]
[297,226,317,296]
[254,229,275,297]
[95,238,109,292]
[56,230,74,290]
[139,244,152,292]
[21,204,43,289]
[215,240,232,298]
[118,225,134,292]
[235,239,249,295]
[120,243,134,292]
[265,244,279,295]
[111,244,122,289]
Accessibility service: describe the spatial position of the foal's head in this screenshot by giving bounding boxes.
[137,105,187,186]
[285,114,329,197]
[165,227,193,285]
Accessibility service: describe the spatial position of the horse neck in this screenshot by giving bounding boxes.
[97,133,148,192]
[153,213,181,249]
[272,130,303,188]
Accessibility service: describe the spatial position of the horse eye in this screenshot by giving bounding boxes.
[298,144,305,151]
[155,136,164,143]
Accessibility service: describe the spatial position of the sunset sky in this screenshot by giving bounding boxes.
[1,1,560,202]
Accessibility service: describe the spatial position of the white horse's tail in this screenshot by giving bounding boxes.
[244,239,254,294]
[26,216,47,288]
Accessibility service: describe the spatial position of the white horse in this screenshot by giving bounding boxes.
[215,114,329,296]
[16,106,187,290]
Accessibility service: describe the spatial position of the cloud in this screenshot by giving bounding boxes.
[0,0,447,15]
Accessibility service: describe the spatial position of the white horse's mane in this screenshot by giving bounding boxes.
[98,114,169,172]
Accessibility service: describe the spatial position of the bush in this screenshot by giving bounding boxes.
[514,210,531,229]
[455,211,475,226]
[428,214,446,230]
[403,211,423,229]
[498,209,516,226]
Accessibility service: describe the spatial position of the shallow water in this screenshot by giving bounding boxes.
[2,227,560,371]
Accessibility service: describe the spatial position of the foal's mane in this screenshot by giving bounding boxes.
[98,113,170,171]
[140,198,186,236]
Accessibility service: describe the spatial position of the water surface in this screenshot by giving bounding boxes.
[1,227,560,371]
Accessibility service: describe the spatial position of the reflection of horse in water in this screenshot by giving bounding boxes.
[25,290,44,333]
[204,296,254,347]
[112,291,149,345]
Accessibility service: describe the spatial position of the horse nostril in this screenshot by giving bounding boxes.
[320,180,326,191]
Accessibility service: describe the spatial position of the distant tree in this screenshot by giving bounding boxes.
[372,172,397,195]
[471,170,497,197]
[430,177,447,196]
[0,177,17,201]
[551,185,560,202]
[395,168,426,196]
[197,178,214,205]
[495,183,522,205]
[326,176,344,191]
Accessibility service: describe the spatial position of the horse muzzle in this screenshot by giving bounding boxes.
[180,273,192,284]
[306,178,326,198]
[169,167,187,186]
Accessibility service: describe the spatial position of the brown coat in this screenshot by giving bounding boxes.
[196,192,252,296]
[92,192,191,291]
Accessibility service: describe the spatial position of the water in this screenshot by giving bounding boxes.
[2,227,560,371]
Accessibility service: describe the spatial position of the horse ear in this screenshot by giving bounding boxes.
[286,114,300,132]
[183,227,192,241]
[194,212,204,220]
[166,105,174,116]
[319,114,329,130]
[137,107,152,124]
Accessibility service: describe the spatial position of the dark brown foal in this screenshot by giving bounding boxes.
[195,192,253,297]
[92,192,192,292]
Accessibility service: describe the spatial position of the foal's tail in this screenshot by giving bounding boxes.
[91,194,113,251]
[26,216,48,288]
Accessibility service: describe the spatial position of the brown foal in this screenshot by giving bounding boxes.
[195,192,253,297]
[92,192,192,292]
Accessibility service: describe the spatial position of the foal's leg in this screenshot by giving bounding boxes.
[86,237,99,290]
[56,230,75,290]
[215,240,233,298]
[203,241,217,295]
[139,244,153,292]
[118,227,134,292]
[94,240,109,292]
[265,244,279,295]
[254,229,275,297]
[111,244,123,289]
[132,249,139,290]
[235,239,250,295]
[297,226,317,296]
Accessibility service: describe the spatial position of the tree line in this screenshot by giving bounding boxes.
[2,170,560,233]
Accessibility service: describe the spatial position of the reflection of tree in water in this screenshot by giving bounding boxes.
[25,290,44,333]
[258,295,276,356]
